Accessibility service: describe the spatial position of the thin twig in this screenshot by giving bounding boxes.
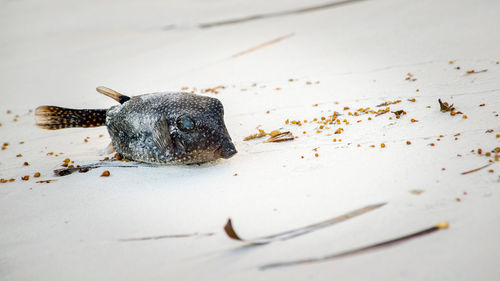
[54,161,143,176]
[232,33,295,58]
[260,222,449,270]
[199,0,367,28]
[120,232,215,242]
[225,202,386,245]
[461,163,493,175]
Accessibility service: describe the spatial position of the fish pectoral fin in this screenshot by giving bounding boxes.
[96,86,130,104]
[173,138,186,158]
[153,114,174,155]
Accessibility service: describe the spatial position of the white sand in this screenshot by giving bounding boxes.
[1,0,499,280]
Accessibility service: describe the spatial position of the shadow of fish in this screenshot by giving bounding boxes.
[35,87,237,164]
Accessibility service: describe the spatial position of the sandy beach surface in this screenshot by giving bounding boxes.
[1,0,499,280]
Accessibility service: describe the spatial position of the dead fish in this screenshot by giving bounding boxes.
[35,87,237,164]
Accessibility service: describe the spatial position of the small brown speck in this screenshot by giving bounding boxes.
[34,172,41,178]
[21,175,29,181]
[456,197,461,202]
[233,173,238,176]
[409,189,424,195]
[16,154,22,157]
[488,169,494,173]
[101,170,110,177]
[23,162,29,166]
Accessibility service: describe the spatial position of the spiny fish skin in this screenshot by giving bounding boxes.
[106,92,237,164]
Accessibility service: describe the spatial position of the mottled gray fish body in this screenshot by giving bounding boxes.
[35,88,237,165]
[106,92,236,164]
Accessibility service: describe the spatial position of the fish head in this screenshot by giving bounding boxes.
[166,93,237,164]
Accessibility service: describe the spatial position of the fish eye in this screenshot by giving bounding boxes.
[177,115,195,131]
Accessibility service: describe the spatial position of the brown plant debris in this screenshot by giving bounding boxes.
[409,189,424,195]
[54,162,140,176]
[392,110,407,119]
[224,202,386,245]
[465,69,487,74]
[260,221,449,270]
[243,129,267,141]
[438,99,455,112]
[376,100,401,107]
[36,180,57,184]
[265,131,295,143]
[244,129,295,143]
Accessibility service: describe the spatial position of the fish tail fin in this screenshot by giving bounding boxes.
[35,106,107,130]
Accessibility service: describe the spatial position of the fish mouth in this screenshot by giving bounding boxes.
[215,142,237,159]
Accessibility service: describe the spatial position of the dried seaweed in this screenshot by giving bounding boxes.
[224,203,386,245]
[260,221,449,270]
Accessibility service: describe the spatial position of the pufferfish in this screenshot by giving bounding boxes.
[35,87,237,164]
